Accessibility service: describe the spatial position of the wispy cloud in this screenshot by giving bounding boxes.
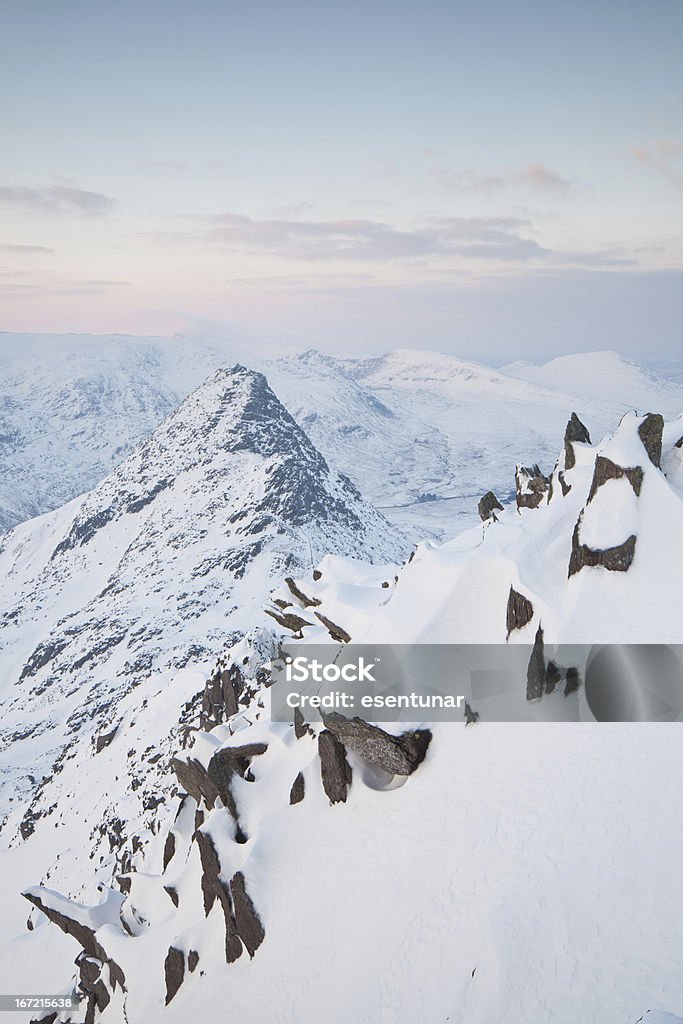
[631,139,683,186]
[0,185,116,215]
[0,242,54,254]
[432,163,570,194]
[196,212,551,262]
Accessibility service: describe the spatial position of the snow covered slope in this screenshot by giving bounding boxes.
[6,408,683,1024]
[0,364,405,833]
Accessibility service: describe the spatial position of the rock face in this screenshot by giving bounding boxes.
[321,714,432,776]
[587,456,643,501]
[564,412,591,470]
[318,730,352,803]
[290,772,305,804]
[164,947,185,1005]
[200,664,244,731]
[478,491,504,521]
[568,524,636,577]
[515,464,550,510]
[638,412,664,467]
[526,625,546,701]
[230,871,266,958]
[314,611,351,643]
[506,586,534,637]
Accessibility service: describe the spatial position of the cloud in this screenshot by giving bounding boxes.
[631,139,683,185]
[0,242,53,254]
[430,161,570,194]
[197,212,551,262]
[0,185,116,215]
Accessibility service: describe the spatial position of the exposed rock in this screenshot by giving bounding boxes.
[264,607,313,633]
[200,664,244,730]
[164,885,179,907]
[564,412,591,470]
[77,955,110,1016]
[23,891,126,991]
[206,742,267,840]
[587,456,643,502]
[545,661,561,695]
[164,946,184,1005]
[171,756,220,809]
[506,586,534,637]
[188,950,199,973]
[230,871,265,957]
[313,568,322,581]
[564,667,581,697]
[321,713,431,776]
[463,702,480,726]
[515,464,550,510]
[162,831,176,870]
[284,576,321,607]
[95,727,117,753]
[478,491,503,521]
[568,521,636,577]
[526,624,545,701]
[194,829,243,963]
[638,413,664,468]
[318,730,352,803]
[293,706,310,739]
[290,772,305,804]
[314,611,351,643]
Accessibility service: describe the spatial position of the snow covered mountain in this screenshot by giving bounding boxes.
[3,334,683,542]
[0,364,405,839]
[4,406,683,1024]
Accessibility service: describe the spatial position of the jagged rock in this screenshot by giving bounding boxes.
[478,491,503,521]
[564,667,581,697]
[293,706,310,739]
[545,661,561,694]
[515,464,550,510]
[568,521,636,577]
[171,756,220,809]
[164,946,184,1005]
[290,772,305,804]
[95,727,117,753]
[314,611,351,643]
[264,607,313,633]
[321,713,431,776]
[188,950,199,973]
[194,830,243,962]
[313,568,322,581]
[284,576,321,607]
[588,456,643,502]
[273,598,291,609]
[463,702,479,725]
[206,743,267,840]
[230,871,265,957]
[564,412,591,470]
[200,664,244,730]
[526,624,545,701]
[162,831,176,870]
[638,413,664,467]
[23,891,126,991]
[164,885,179,907]
[318,730,352,803]
[77,955,110,1017]
[506,586,534,637]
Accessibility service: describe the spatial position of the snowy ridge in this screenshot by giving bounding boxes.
[6,408,683,1024]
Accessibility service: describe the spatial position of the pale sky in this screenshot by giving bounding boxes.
[1,0,682,360]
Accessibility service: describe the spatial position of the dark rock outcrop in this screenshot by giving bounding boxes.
[318,730,352,803]
[200,664,244,731]
[321,713,431,776]
[194,829,243,963]
[293,707,310,739]
[587,456,643,502]
[284,576,321,607]
[162,831,176,870]
[564,413,591,470]
[290,772,305,805]
[506,587,534,637]
[188,950,199,973]
[478,491,503,521]
[95,727,117,753]
[206,742,267,840]
[568,521,636,577]
[164,946,184,1005]
[314,612,351,643]
[230,872,265,958]
[171,756,220,809]
[638,413,664,468]
[515,464,550,510]
[545,660,561,695]
[264,607,313,633]
[463,702,480,725]
[526,624,545,701]
[564,667,581,697]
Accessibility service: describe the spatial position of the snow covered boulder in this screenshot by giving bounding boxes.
[321,713,432,776]
[478,490,504,521]
[515,464,550,510]
[638,412,664,467]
